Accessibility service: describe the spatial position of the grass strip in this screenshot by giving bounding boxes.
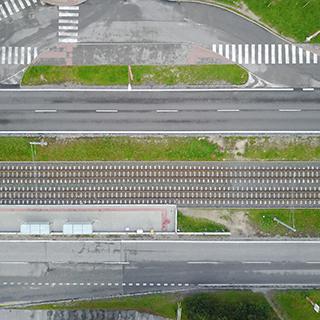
[271,290,320,320]
[26,293,179,318]
[22,64,248,86]
[177,211,229,232]
[248,209,320,237]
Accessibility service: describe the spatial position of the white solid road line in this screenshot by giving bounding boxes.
[217,109,240,112]
[187,261,220,264]
[96,109,118,113]
[242,261,272,264]
[198,283,320,288]
[279,109,301,112]
[34,109,57,113]
[303,88,315,91]
[156,109,179,113]
[0,88,297,92]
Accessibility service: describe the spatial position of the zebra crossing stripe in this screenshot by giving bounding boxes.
[0,5,7,18]
[17,0,25,9]
[58,6,79,43]
[0,46,38,65]
[9,0,20,13]
[4,1,13,15]
[212,43,319,65]
[25,0,31,6]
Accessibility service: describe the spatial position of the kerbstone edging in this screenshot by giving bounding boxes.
[42,0,87,5]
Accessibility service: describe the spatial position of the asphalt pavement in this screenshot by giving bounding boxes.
[1,240,320,304]
[0,89,319,132]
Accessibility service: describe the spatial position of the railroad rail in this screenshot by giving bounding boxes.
[0,162,319,208]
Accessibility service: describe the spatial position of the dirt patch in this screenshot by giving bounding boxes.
[179,208,256,237]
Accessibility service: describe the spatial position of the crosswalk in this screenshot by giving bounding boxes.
[212,43,319,65]
[0,46,38,65]
[0,0,42,21]
[58,6,79,43]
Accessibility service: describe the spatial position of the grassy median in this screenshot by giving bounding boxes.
[1,136,320,162]
[25,291,279,320]
[206,0,320,43]
[21,64,248,86]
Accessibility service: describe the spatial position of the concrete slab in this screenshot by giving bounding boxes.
[0,205,177,233]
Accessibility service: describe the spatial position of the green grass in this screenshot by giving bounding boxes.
[22,64,248,86]
[243,137,320,161]
[22,65,129,86]
[177,211,229,232]
[131,65,248,86]
[0,137,225,161]
[248,209,320,237]
[24,291,279,320]
[272,290,320,320]
[183,291,279,320]
[26,293,179,318]
[205,0,320,43]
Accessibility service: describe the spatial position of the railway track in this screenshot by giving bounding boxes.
[0,162,319,208]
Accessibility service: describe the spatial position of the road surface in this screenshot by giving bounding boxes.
[1,240,320,304]
[0,89,319,132]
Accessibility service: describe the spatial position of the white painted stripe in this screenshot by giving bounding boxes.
[244,44,249,64]
[7,46,12,64]
[33,47,38,60]
[24,0,31,6]
[0,87,296,92]
[242,261,271,264]
[58,19,79,24]
[156,109,179,113]
[284,44,290,64]
[257,44,262,64]
[1,47,6,64]
[0,4,8,18]
[314,53,318,64]
[212,44,217,53]
[278,44,282,64]
[298,47,304,64]
[27,47,31,64]
[291,45,296,64]
[4,1,13,16]
[16,0,25,9]
[13,47,18,64]
[59,11,79,17]
[34,109,57,113]
[188,261,220,264]
[9,0,19,13]
[225,44,230,60]
[302,88,314,92]
[305,50,311,64]
[238,44,242,64]
[231,44,236,63]
[58,38,78,43]
[264,44,269,64]
[59,25,78,30]
[58,31,78,37]
[96,109,118,113]
[59,5,79,10]
[279,109,301,112]
[270,44,275,64]
[251,44,255,64]
[218,44,223,56]
[217,109,240,112]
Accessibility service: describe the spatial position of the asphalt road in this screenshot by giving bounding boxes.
[0,89,319,132]
[1,240,320,304]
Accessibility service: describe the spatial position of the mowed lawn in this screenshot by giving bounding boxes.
[248,209,320,237]
[215,0,320,42]
[22,64,248,86]
[272,290,320,320]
